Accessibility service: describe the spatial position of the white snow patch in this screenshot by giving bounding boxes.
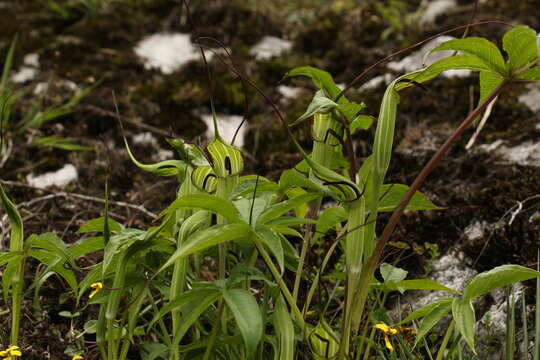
[407,251,477,310]
[518,82,540,115]
[250,36,292,60]
[418,0,457,25]
[464,220,488,241]
[201,114,246,148]
[480,140,540,167]
[11,53,40,84]
[154,149,174,162]
[23,53,40,67]
[33,82,49,95]
[277,85,301,99]
[12,67,38,83]
[132,132,158,147]
[387,35,471,78]
[27,164,78,188]
[134,33,213,74]
[359,74,393,91]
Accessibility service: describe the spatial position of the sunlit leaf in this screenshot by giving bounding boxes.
[453,298,476,353]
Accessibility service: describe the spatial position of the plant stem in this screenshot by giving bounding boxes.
[436,321,456,360]
[202,301,225,360]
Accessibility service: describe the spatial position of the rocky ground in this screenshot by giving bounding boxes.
[0,0,539,358]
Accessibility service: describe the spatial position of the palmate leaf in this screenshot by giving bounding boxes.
[221,288,263,357]
[429,37,506,74]
[503,25,538,72]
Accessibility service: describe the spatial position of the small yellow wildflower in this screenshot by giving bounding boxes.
[89,282,103,298]
[374,323,398,351]
[0,345,22,359]
[72,355,84,360]
[374,323,417,351]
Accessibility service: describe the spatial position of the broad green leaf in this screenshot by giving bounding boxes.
[464,264,540,300]
[395,279,460,294]
[177,210,211,242]
[141,342,169,360]
[0,252,22,267]
[78,217,123,234]
[400,297,454,324]
[278,169,328,197]
[255,226,284,272]
[479,71,503,107]
[273,295,295,360]
[267,217,317,227]
[151,288,220,329]
[226,263,273,287]
[414,298,453,345]
[27,232,76,269]
[233,176,278,198]
[452,298,476,353]
[286,66,344,102]
[70,236,104,258]
[503,25,538,71]
[258,193,320,224]
[396,55,496,93]
[315,206,347,242]
[284,187,309,218]
[222,288,263,356]
[156,223,252,275]
[430,37,506,74]
[349,115,374,133]
[162,194,242,223]
[377,184,440,212]
[34,136,92,151]
[291,90,337,126]
[380,263,408,283]
[234,193,273,225]
[517,66,540,81]
[336,102,366,123]
[102,229,145,277]
[28,248,78,296]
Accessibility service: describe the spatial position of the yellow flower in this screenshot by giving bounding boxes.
[374,323,417,351]
[89,282,103,298]
[0,345,22,359]
[374,323,397,351]
[72,355,84,360]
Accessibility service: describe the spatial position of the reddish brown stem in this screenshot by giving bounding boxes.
[367,78,511,275]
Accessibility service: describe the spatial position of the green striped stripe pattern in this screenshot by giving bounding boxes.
[206,139,244,177]
[191,165,217,193]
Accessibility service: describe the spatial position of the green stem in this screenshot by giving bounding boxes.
[436,320,456,360]
[202,301,225,360]
[10,256,25,347]
[252,233,306,333]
